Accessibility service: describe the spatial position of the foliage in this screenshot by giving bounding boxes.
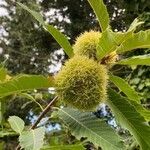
[0,0,150,150]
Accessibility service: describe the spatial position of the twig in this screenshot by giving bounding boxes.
[15,96,58,150]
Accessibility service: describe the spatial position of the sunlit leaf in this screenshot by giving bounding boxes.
[0,75,53,98]
[87,0,109,31]
[117,55,150,66]
[8,116,25,134]
[19,127,45,150]
[96,29,132,60]
[117,30,150,53]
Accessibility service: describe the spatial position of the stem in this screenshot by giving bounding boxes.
[15,96,58,150]
[31,96,58,129]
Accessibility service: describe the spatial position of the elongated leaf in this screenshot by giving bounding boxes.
[109,74,141,102]
[96,29,132,60]
[128,18,144,32]
[0,75,53,98]
[8,116,24,134]
[18,2,74,58]
[130,101,150,122]
[57,107,124,150]
[0,67,7,82]
[0,130,17,138]
[117,55,150,66]
[107,89,150,150]
[41,144,85,150]
[19,127,45,150]
[87,0,109,31]
[44,24,74,57]
[117,30,150,53]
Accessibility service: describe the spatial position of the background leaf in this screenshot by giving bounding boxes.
[8,116,25,134]
[107,89,150,150]
[57,107,124,150]
[18,2,74,58]
[0,75,53,98]
[116,55,150,66]
[19,127,45,150]
[87,0,109,31]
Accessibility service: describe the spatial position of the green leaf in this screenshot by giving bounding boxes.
[117,30,150,53]
[96,29,132,60]
[0,75,53,98]
[117,55,150,66]
[41,144,85,150]
[107,89,150,150]
[0,130,17,138]
[128,18,144,32]
[17,2,74,58]
[18,93,44,110]
[0,98,6,125]
[109,74,141,102]
[0,67,7,82]
[44,24,74,58]
[87,0,109,31]
[8,116,25,134]
[17,2,45,25]
[19,127,45,150]
[130,101,150,122]
[57,107,124,150]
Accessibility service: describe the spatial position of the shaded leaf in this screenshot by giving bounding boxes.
[8,116,24,134]
[0,75,53,98]
[130,101,150,122]
[107,89,150,150]
[41,144,85,150]
[19,127,45,150]
[109,74,141,102]
[87,0,109,31]
[57,107,125,150]
[0,67,7,82]
[117,55,150,66]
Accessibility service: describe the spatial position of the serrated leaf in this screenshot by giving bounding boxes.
[117,55,150,66]
[87,0,109,31]
[0,75,53,98]
[96,29,132,60]
[57,107,125,150]
[117,30,150,53]
[19,127,45,150]
[8,116,25,134]
[109,74,141,102]
[18,2,74,58]
[107,89,150,150]
[41,144,85,150]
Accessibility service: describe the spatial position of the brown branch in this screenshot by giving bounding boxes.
[15,96,58,150]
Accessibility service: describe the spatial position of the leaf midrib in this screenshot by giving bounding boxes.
[60,109,121,150]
